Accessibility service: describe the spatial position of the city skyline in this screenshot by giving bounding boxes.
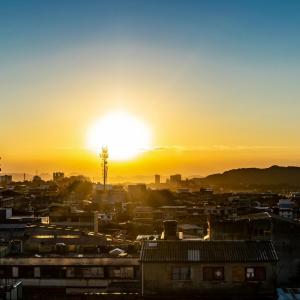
[1,0,300,179]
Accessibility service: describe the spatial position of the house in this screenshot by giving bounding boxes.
[0,256,139,298]
[208,212,300,284]
[278,199,295,219]
[49,205,99,232]
[133,206,154,224]
[140,240,278,299]
[208,212,272,241]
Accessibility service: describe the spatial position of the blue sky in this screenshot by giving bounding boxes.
[1,0,300,63]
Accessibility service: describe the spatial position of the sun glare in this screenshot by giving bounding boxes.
[87,111,152,161]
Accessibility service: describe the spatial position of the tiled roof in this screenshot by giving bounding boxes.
[140,240,278,263]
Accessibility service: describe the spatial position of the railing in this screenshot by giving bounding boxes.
[0,278,22,291]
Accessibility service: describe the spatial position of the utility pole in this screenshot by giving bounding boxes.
[100,146,108,191]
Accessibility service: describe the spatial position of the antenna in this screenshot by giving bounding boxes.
[100,146,108,191]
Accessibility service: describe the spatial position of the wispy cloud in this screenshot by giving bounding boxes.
[149,145,299,152]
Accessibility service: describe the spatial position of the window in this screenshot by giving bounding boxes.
[172,267,191,281]
[203,267,224,281]
[12,266,18,278]
[40,266,66,278]
[66,267,75,278]
[245,267,266,281]
[32,235,54,239]
[109,267,134,279]
[120,267,134,278]
[57,235,79,239]
[19,266,34,278]
[80,216,92,222]
[0,266,12,277]
[74,267,104,278]
[52,216,67,222]
[232,266,244,282]
[246,267,255,279]
[254,228,265,236]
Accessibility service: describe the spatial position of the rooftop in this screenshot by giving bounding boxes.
[140,240,278,263]
[235,212,272,221]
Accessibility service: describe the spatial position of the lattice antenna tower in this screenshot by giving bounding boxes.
[100,146,108,190]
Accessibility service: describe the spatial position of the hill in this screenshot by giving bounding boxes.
[202,165,300,190]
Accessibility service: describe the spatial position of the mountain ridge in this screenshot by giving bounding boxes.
[202,165,300,188]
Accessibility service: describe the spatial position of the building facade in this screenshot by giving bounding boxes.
[208,212,300,284]
[0,175,12,186]
[140,240,278,299]
[0,257,139,299]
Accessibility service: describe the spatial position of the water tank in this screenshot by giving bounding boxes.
[163,220,178,240]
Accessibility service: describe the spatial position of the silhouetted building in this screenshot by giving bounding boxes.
[140,240,278,298]
[32,175,42,183]
[278,199,294,219]
[53,172,64,182]
[0,175,12,185]
[133,206,154,224]
[208,212,300,284]
[155,174,160,185]
[170,174,182,185]
[128,184,147,201]
[0,257,139,298]
[49,205,99,232]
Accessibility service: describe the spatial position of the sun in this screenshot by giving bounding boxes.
[87,111,152,161]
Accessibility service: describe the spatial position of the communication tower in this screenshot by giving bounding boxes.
[100,146,108,190]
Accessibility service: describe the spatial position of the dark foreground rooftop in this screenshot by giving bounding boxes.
[140,240,278,263]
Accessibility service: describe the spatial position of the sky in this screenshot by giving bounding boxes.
[1,0,300,182]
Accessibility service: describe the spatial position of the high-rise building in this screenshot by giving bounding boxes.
[0,175,12,185]
[128,184,147,201]
[155,174,160,185]
[53,172,64,182]
[169,174,182,185]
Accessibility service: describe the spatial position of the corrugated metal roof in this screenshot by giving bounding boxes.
[140,240,278,263]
